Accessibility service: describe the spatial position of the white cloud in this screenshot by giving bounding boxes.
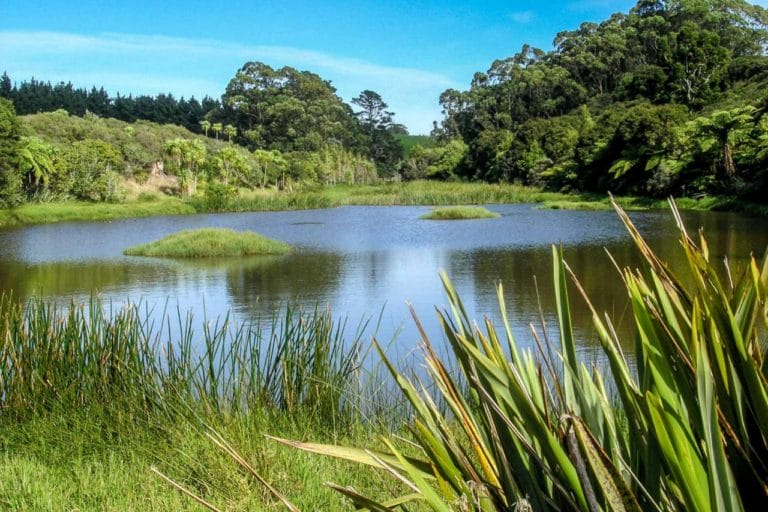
[0,30,459,133]
[509,11,536,24]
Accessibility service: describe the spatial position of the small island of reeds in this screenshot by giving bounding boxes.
[419,205,500,220]
[124,228,291,258]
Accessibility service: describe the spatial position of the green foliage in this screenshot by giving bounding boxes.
[60,139,124,201]
[352,90,404,175]
[252,148,288,189]
[221,62,365,153]
[290,145,377,186]
[686,106,756,181]
[16,136,57,197]
[164,138,207,196]
[212,144,252,186]
[284,201,768,511]
[20,110,227,180]
[402,139,468,180]
[1,73,220,133]
[394,134,435,157]
[123,228,291,258]
[202,180,238,212]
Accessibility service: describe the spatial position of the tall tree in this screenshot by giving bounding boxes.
[221,61,365,152]
[351,90,403,175]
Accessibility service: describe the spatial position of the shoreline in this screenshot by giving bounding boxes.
[1,181,765,229]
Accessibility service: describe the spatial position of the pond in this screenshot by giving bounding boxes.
[0,204,766,362]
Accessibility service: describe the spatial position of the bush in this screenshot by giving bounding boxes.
[203,180,237,211]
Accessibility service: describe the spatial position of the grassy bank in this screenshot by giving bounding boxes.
[0,198,195,228]
[0,408,395,511]
[0,297,398,510]
[2,182,766,229]
[539,193,768,215]
[124,228,292,258]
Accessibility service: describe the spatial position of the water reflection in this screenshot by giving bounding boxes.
[0,205,765,359]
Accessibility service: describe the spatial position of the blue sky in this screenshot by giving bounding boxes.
[2,1,767,133]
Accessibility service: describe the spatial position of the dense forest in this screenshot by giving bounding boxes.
[2,0,768,209]
[414,0,768,199]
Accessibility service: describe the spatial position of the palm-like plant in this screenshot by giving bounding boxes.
[199,119,211,137]
[17,136,57,194]
[224,124,237,142]
[688,106,755,179]
[212,122,223,141]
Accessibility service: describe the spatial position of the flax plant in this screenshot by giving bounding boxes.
[273,200,768,511]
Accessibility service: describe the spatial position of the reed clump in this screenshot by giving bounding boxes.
[123,228,291,258]
[0,299,363,425]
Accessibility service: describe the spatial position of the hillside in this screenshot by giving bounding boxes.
[16,110,231,201]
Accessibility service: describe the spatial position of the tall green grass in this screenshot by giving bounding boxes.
[0,298,366,425]
[272,200,768,511]
[194,181,570,213]
[4,183,767,229]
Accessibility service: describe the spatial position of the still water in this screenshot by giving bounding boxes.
[0,205,765,360]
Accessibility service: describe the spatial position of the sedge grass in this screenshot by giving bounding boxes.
[419,205,499,220]
[123,228,292,258]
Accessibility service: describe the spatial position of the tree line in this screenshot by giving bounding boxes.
[0,73,221,134]
[0,64,406,180]
[408,0,768,199]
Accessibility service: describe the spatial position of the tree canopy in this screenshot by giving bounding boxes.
[420,0,768,198]
[219,62,366,153]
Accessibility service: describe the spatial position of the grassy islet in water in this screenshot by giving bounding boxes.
[124,227,291,258]
[419,205,500,220]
